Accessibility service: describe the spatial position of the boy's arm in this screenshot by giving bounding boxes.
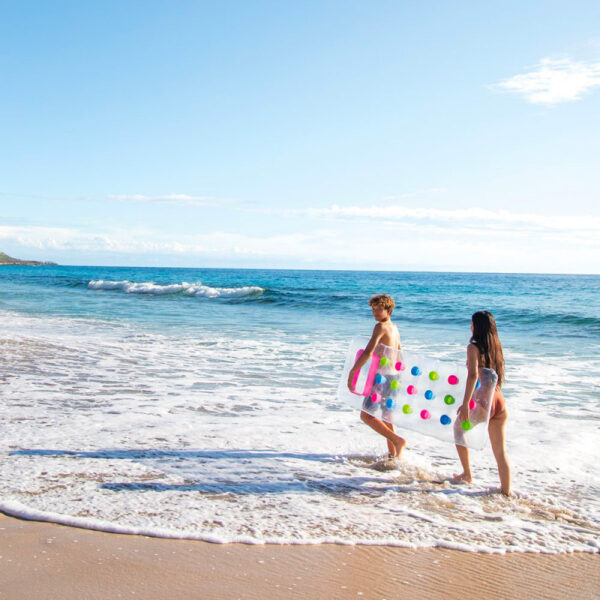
[347,324,383,390]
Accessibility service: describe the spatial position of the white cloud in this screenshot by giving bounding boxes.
[0,225,306,258]
[107,194,227,207]
[291,204,600,235]
[492,57,600,105]
[1,203,599,273]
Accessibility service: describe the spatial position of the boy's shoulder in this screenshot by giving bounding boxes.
[372,321,398,336]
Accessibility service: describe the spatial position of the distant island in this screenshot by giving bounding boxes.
[0,252,57,266]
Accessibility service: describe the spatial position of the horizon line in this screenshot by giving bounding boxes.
[3,262,598,277]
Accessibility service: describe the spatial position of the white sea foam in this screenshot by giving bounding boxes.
[87,279,264,298]
[0,309,599,553]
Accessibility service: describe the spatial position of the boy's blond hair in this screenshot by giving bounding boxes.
[369,294,395,314]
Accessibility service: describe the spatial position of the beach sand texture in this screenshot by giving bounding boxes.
[1,514,598,600]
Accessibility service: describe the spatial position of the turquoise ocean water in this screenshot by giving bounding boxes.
[2,265,598,343]
[0,266,598,552]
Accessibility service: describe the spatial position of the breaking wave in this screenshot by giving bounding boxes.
[88,280,264,299]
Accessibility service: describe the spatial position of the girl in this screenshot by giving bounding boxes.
[453,311,511,496]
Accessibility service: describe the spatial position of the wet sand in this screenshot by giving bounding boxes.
[0,513,598,600]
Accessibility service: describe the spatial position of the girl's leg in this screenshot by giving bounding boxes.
[453,444,472,483]
[488,410,511,496]
[360,411,406,458]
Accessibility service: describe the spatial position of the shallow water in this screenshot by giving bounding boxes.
[0,267,599,552]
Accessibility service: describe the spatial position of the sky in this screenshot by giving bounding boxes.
[1,0,599,273]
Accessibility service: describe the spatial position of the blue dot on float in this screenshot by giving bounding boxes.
[424,390,434,400]
[411,366,421,376]
[475,380,481,390]
[375,374,387,385]
[440,415,452,425]
[386,398,395,409]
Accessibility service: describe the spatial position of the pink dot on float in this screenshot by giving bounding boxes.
[469,399,476,410]
[420,409,431,420]
[395,361,405,371]
[371,393,379,402]
[407,385,417,395]
[448,375,459,385]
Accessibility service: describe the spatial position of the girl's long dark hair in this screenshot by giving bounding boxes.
[470,311,504,386]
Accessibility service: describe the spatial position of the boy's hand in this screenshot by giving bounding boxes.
[347,368,357,391]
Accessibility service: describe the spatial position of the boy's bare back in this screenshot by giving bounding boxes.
[373,320,401,349]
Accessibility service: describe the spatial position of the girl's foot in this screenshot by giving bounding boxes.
[451,471,472,484]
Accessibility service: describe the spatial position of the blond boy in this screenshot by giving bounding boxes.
[348,294,407,460]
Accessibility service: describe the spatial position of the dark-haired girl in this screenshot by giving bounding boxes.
[452,311,511,496]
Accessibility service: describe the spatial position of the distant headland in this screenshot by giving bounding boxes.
[0,252,58,266]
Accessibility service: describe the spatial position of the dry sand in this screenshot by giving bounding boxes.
[0,513,598,600]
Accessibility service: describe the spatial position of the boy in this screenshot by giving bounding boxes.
[347,294,407,460]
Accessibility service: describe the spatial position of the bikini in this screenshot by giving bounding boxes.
[469,343,506,419]
[490,387,506,419]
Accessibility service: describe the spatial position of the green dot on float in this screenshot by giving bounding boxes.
[444,395,455,405]
[402,404,412,414]
[390,380,399,390]
[429,371,439,381]
[380,357,389,367]
[461,420,473,431]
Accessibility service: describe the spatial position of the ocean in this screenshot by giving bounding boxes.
[0,265,598,553]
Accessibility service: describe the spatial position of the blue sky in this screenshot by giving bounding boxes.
[1,1,599,272]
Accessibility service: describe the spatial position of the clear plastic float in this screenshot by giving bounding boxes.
[337,337,498,450]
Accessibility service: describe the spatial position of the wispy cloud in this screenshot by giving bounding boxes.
[107,194,229,207]
[0,225,305,258]
[492,57,600,105]
[290,204,600,235]
[2,203,599,273]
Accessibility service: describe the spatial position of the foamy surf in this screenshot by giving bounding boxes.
[1,268,599,554]
[1,308,599,554]
[87,279,264,298]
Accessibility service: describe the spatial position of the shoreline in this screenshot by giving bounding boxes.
[1,513,598,600]
[1,499,599,554]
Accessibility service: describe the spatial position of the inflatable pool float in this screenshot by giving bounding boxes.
[337,337,498,450]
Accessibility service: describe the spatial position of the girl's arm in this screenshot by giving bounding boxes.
[457,343,479,422]
[347,324,383,390]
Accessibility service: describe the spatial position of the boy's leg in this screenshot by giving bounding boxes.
[382,420,396,457]
[360,411,406,458]
[488,410,510,495]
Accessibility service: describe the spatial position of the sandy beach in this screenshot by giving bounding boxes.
[1,513,598,600]
[2,0,600,596]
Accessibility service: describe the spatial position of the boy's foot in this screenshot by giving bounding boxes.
[451,472,472,484]
[393,439,407,460]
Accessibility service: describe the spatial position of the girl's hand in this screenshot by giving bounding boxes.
[457,403,469,421]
